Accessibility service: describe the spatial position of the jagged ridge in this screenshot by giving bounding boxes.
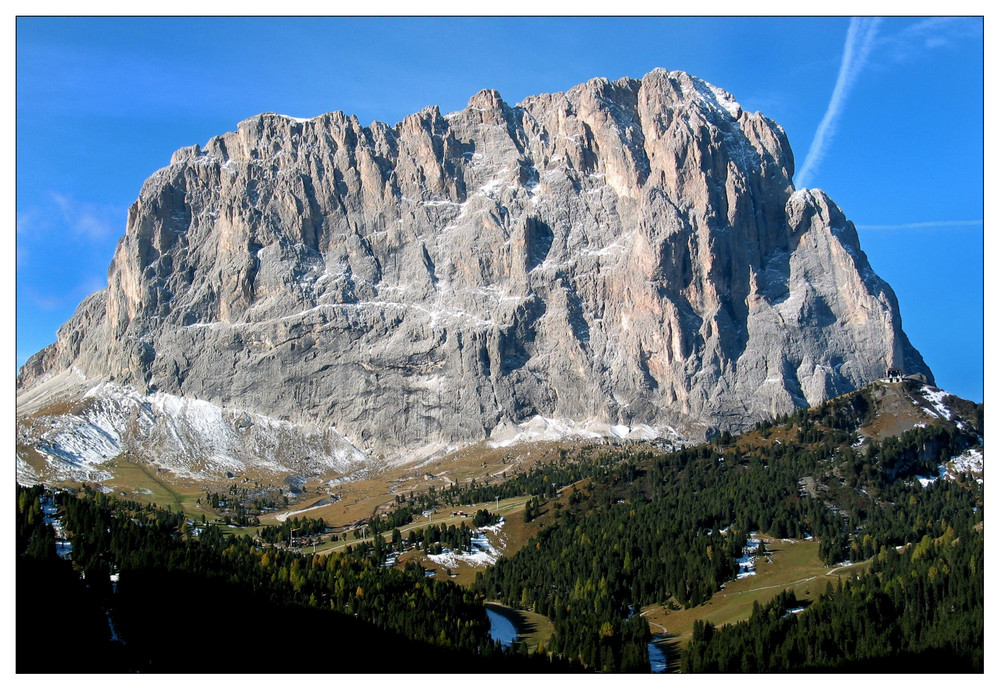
[18,68,931,465]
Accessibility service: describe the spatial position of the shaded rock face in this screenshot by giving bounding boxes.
[18,69,931,455]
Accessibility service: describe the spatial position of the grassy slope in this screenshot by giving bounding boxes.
[452,510,875,656]
[642,536,871,646]
[101,453,200,513]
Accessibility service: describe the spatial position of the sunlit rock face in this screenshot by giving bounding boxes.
[18,68,932,458]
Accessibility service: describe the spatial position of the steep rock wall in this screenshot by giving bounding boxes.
[18,69,932,455]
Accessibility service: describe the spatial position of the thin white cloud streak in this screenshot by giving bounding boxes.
[49,192,124,243]
[855,220,983,231]
[878,17,981,65]
[50,192,120,242]
[795,17,882,190]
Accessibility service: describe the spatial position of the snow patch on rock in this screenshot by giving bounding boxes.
[919,385,967,429]
[948,447,984,485]
[17,382,368,482]
[487,415,671,448]
[916,447,983,488]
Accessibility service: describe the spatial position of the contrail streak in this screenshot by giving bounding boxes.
[795,17,882,190]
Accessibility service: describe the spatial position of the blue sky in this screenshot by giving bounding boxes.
[14,16,984,402]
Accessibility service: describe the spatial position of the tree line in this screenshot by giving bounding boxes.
[682,522,984,672]
[472,387,982,671]
[18,483,581,673]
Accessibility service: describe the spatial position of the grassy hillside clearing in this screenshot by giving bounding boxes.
[643,535,871,646]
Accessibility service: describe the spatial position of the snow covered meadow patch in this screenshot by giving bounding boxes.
[17,391,132,482]
[736,533,763,579]
[950,447,983,478]
[920,385,967,430]
[916,467,946,488]
[16,455,39,486]
[915,447,983,488]
[427,519,506,569]
[18,381,369,482]
[40,494,72,560]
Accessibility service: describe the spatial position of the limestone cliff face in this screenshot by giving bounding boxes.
[18,69,932,455]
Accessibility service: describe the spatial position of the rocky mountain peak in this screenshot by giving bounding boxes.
[466,88,507,111]
[17,68,932,470]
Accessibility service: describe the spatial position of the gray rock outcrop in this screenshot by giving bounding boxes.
[17,68,932,459]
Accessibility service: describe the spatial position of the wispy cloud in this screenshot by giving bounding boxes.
[878,17,982,65]
[49,192,121,242]
[855,220,983,231]
[16,208,37,235]
[17,194,119,313]
[795,17,882,190]
[15,209,38,268]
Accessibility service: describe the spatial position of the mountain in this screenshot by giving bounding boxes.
[16,68,931,480]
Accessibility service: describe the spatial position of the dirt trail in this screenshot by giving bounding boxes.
[719,561,859,597]
[273,496,335,522]
[640,609,668,634]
